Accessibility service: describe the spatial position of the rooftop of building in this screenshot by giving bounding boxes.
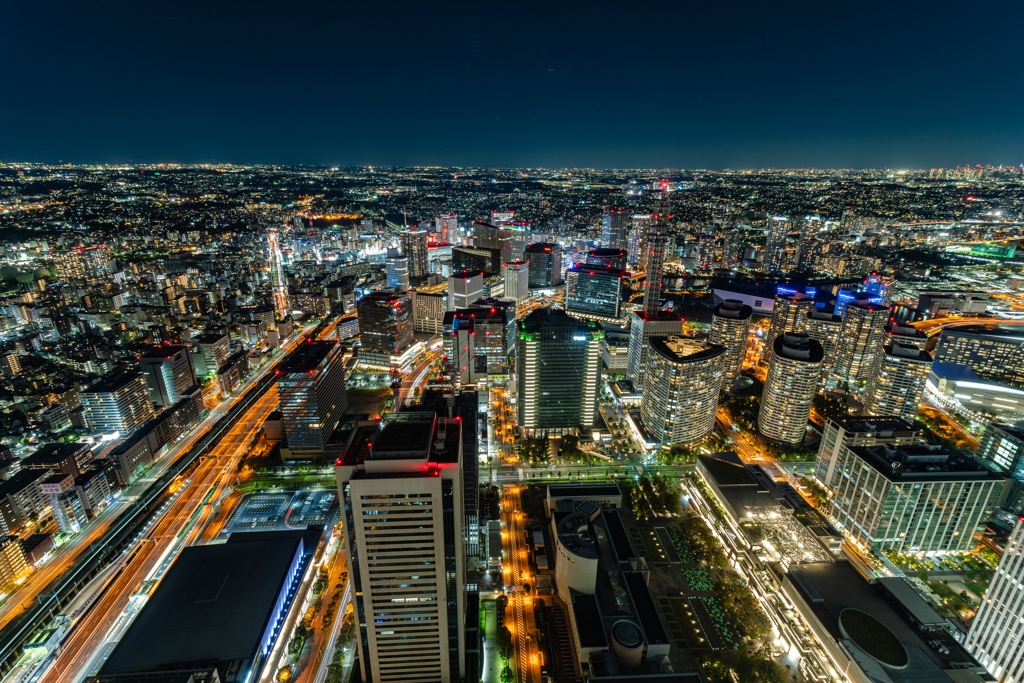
[786,561,987,677]
[882,343,932,362]
[713,299,753,320]
[519,307,601,334]
[938,323,1024,339]
[276,340,337,375]
[588,248,627,257]
[101,533,305,677]
[0,469,49,496]
[773,333,824,363]
[631,310,681,323]
[886,322,927,339]
[524,242,560,252]
[828,416,920,434]
[929,363,1024,394]
[357,290,408,305]
[23,442,88,466]
[139,345,188,359]
[449,269,487,280]
[566,264,627,277]
[806,308,841,323]
[547,482,623,499]
[370,411,461,464]
[193,333,228,345]
[846,300,891,313]
[443,307,510,325]
[852,442,1005,481]
[82,371,144,395]
[649,335,725,365]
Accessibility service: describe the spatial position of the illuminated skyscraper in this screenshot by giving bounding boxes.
[864,343,932,422]
[803,309,843,388]
[764,293,813,358]
[641,335,726,446]
[710,299,752,384]
[81,372,154,438]
[564,265,627,322]
[334,411,467,683]
[625,311,683,384]
[585,248,628,271]
[447,270,484,311]
[601,209,628,249]
[763,216,789,273]
[356,291,416,368]
[758,333,823,444]
[138,345,197,406]
[831,301,890,392]
[642,196,671,318]
[400,229,429,277]
[523,243,563,288]
[965,518,1024,681]
[276,341,348,453]
[516,309,602,438]
[627,214,651,270]
[385,253,410,291]
[501,260,529,303]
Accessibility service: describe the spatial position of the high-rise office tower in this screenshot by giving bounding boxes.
[443,306,515,384]
[473,221,515,263]
[334,411,466,683]
[803,309,843,388]
[932,324,1024,386]
[138,345,198,406]
[976,422,1024,482]
[601,209,628,249]
[452,246,501,275]
[400,229,429,277]
[434,214,458,244]
[641,335,726,447]
[385,253,410,291]
[564,265,627,322]
[523,243,563,288]
[758,333,823,445]
[883,321,928,352]
[815,416,923,492]
[642,196,671,318]
[81,372,155,438]
[516,309,602,438]
[625,311,683,384]
[356,291,415,367]
[276,341,348,453]
[447,270,484,311]
[965,518,1024,682]
[831,301,890,392]
[864,343,932,422]
[501,261,529,303]
[627,214,651,270]
[826,441,1006,553]
[585,248,628,271]
[763,216,789,273]
[764,293,813,359]
[710,299,752,384]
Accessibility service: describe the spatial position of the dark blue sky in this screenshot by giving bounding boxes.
[2,0,1022,168]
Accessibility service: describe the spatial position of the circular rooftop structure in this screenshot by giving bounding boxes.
[838,609,908,669]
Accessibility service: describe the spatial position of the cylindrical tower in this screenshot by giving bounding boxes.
[758,332,823,444]
[641,335,726,447]
[711,299,752,384]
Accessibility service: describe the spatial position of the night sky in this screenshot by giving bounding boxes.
[2,0,1022,168]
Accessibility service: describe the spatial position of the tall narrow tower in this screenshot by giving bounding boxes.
[643,194,671,318]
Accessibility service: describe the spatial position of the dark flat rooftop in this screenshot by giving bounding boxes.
[278,340,336,374]
[101,534,303,675]
[570,591,607,648]
[548,483,622,498]
[83,371,144,395]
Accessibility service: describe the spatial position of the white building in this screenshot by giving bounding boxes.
[758,333,822,445]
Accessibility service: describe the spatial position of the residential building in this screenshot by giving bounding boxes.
[400,229,429,277]
[276,341,348,455]
[864,344,932,422]
[138,345,197,406]
[641,336,726,447]
[830,301,889,392]
[564,265,626,322]
[0,537,27,587]
[627,214,650,270]
[802,309,842,388]
[333,411,467,683]
[827,442,1008,552]
[601,209,628,249]
[0,353,19,378]
[758,333,823,445]
[81,372,154,438]
[195,333,230,378]
[516,309,602,438]
[710,299,752,384]
[625,311,683,384]
[764,293,813,358]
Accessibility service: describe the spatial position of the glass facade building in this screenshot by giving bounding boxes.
[276,341,348,452]
[564,264,626,322]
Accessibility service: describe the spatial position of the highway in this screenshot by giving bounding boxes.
[394,348,442,410]
[501,485,539,683]
[41,387,282,683]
